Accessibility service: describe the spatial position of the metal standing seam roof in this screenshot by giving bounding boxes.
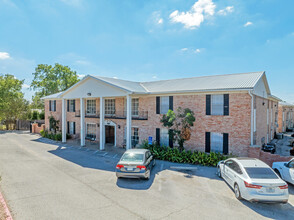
[93,71,265,94]
[42,71,267,99]
[279,101,294,107]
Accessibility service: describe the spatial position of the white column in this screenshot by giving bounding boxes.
[126,95,132,150]
[80,98,85,146]
[100,97,105,150]
[62,99,66,143]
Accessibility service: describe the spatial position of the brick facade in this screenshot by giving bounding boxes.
[44,91,280,157]
[278,105,294,133]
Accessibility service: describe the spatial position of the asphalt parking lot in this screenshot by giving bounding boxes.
[0,131,293,220]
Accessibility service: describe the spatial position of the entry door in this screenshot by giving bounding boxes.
[105,126,115,144]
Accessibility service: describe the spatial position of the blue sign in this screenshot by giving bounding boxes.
[148,136,152,145]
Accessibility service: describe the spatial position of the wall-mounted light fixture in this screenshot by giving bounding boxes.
[118,125,121,129]
[97,123,99,127]
[87,92,91,96]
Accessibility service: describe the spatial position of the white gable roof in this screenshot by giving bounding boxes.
[42,71,274,99]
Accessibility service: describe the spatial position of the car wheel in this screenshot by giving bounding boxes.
[234,184,242,200]
[274,169,281,178]
[217,166,222,178]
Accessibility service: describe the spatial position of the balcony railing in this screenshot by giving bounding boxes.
[75,110,148,120]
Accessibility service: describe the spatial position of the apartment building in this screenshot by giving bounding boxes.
[43,71,280,156]
[278,101,294,132]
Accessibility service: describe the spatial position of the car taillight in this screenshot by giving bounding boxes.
[244,181,262,189]
[136,165,146,170]
[279,184,288,189]
[116,164,124,169]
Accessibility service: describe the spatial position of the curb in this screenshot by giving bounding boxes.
[0,189,13,220]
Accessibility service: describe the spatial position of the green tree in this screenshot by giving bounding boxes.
[161,107,196,151]
[48,115,59,134]
[0,74,29,129]
[31,110,39,120]
[30,63,80,108]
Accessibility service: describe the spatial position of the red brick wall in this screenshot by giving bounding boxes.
[44,93,278,157]
[278,105,294,133]
[248,146,293,166]
[45,100,62,131]
[32,123,45,134]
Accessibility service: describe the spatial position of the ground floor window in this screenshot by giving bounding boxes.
[67,121,75,135]
[211,132,223,153]
[86,123,96,140]
[124,127,139,147]
[205,132,229,154]
[160,128,169,147]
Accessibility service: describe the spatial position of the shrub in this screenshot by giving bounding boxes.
[142,141,231,167]
[32,110,39,120]
[39,111,45,120]
[40,129,46,137]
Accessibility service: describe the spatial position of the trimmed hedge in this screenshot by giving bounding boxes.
[40,129,70,141]
[141,141,230,167]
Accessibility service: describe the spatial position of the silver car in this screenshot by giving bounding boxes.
[116,149,155,179]
[217,157,289,203]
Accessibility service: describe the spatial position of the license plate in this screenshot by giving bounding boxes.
[127,168,134,171]
[266,187,275,193]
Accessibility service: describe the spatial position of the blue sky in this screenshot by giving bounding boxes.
[0,0,293,102]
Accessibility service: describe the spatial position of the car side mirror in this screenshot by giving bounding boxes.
[284,163,288,167]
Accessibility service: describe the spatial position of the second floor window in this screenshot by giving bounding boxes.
[211,94,224,115]
[68,100,75,112]
[86,100,96,115]
[105,99,115,115]
[49,100,56,112]
[206,94,229,116]
[156,96,173,114]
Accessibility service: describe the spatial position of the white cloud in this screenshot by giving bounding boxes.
[244,21,253,27]
[169,0,216,29]
[217,6,234,16]
[152,75,157,79]
[180,48,203,54]
[113,76,118,79]
[22,84,30,89]
[0,52,10,60]
[158,18,163,24]
[195,48,201,53]
[78,74,85,78]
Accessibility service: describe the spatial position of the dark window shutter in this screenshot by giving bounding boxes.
[73,100,75,112]
[224,94,229,116]
[223,133,229,154]
[67,121,69,134]
[206,95,211,115]
[169,129,173,148]
[205,132,211,153]
[49,100,52,111]
[67,100,69,112]
[169,96,173,111]
[73,122,76,134]
[54,100,56,111]
[156,128,160,145]
[156,97,160,114]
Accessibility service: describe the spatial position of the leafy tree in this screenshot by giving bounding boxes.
[39,111,45,120]
[161,107,196,151]
[48,115,59,134]
[0,74,29,129]
[30,63,80,108]
[31,110,39,120]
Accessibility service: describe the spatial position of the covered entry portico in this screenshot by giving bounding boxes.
[59,76,134,150]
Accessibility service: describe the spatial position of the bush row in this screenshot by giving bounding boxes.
[141,141,230,167]
[40,129,70,141]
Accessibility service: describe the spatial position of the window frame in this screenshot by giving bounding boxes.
[211,94,224,116]
[86,123,96,140]
[69,100,75,112]
[160,128,169,147]
[105,99,115,115]
[210,132,224,153]
[160,96,170,114]
[86,99,96,115]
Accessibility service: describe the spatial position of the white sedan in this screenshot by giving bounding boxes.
[272,158,294,185]
[217,157,289,203]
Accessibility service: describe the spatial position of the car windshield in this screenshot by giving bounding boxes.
[245,167,278,179]
[121,153,144,162]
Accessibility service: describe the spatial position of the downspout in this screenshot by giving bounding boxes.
[248,90,254,146]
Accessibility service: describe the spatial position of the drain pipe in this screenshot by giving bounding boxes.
[248,90,254,146]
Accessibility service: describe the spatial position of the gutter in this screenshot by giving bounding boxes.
[248,90,254,146]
